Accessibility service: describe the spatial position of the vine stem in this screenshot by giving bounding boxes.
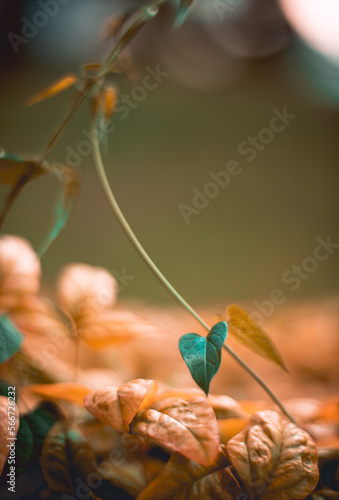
[92,124,297,425]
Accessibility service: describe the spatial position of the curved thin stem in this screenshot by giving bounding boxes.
[222,344,296,424]
[92,126,297,425]
[92,127,208,331]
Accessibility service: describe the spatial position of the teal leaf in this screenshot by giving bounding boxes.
[0,316,23,364]
[175,0,194,28]
[179,321,227,395]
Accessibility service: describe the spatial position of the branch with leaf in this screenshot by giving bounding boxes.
[0,3,327,498]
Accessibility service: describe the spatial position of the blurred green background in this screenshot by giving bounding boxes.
[1,0,338,307]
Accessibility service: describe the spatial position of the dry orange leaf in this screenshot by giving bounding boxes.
[239,399,269,415]
[0,395,19,473]
[10,296,67,338]
[57,263,118,323]
[208,394,248,419]
[226,304,287,371]
[27,74,78,106]
[78,310,157,348]
[138,446,232,500]
[84,379,158,433]
[218,417,249,444]
[226,410,319,499]
[22,382,93,406]
[130,393,220,466]
[148,387,204,406]
[315,398,339,423]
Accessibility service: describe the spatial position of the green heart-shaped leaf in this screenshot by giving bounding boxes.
[179,321,227,395]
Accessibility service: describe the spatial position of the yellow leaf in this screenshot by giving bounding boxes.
[22,383,93,406]
[226,410,319,499]
[226,304,287,371]
[27,74,78,106]
[84,379,158,433]
[130,393,220,466]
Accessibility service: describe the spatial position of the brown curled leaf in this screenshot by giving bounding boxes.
[84,379,158,433]
[226,410,319,500]
[130,393,220,466]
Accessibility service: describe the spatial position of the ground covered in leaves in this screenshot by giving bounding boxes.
[0,235,338,499]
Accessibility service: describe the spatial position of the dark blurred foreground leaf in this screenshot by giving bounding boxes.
[13,401,62,477]
[0,316,23,364]
[41,420,99,496]
[179,321,227,395]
